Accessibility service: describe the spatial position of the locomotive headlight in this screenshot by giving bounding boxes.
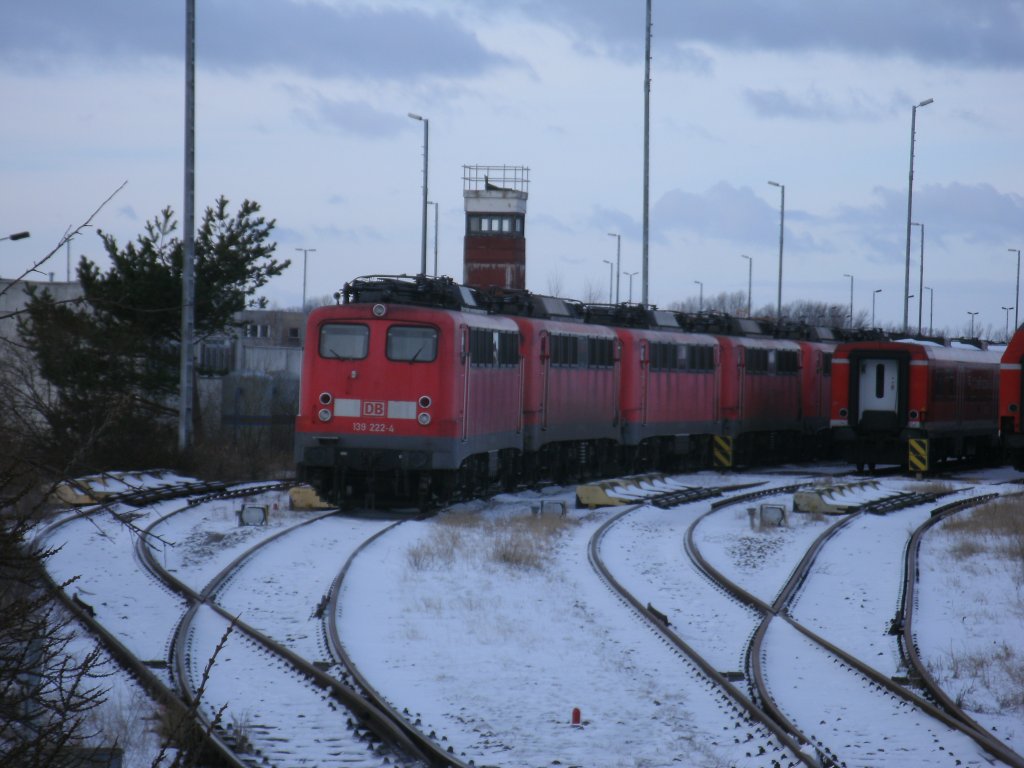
[909,409,920,420]
[839,408,848,419]
[318,408,332,422]
[1011,403,1019,413]
[419,395,432,409]
[372,303,387,318]
[417,412,432,426]
[319,392,333,405]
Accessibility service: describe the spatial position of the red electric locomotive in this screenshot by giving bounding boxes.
[296,274,848,507]
[999,326,1024,468]
[476,289,622,481]
[830,339,1001,471]
[295,275,524,506]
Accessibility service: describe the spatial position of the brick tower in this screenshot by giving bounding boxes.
[462,165,529,290]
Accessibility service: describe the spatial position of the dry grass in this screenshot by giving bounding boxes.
[942,497,1024,577]
[406,511,577,571]
[936,642,1024,712]
[934,496,1024,715]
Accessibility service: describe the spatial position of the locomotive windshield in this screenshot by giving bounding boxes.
[320,323,369,360]
[387,325,438,362]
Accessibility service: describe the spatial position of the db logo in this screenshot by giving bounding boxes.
[362,401,385,417]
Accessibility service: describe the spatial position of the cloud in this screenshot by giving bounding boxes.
[0,1,513,81]
[744,88,907,122]
[499,0,1024,69]
[292,92,406,138]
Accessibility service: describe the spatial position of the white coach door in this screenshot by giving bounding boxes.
[858,358,899,419]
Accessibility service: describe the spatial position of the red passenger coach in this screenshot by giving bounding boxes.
[295,276,523,505]
[830,339,1001,471]
[999,326,1024,468]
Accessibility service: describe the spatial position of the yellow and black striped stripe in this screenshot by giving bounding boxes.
[908,438,929,473]
[713,435,733,468]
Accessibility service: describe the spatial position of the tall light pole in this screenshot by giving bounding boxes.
[624,271,638,303]
[767,180,785,321]
[408,112,429,277]
[602,259,614,303]
[904,97,933,334]
[607,232,621,303]
[694,280,703,311]
[641,0,652,307]
[843,273,854,328]
[872,288,882,327]
[910,221,925,335]
[179,0,197,454]
[968,311,979,338]
[296,247,316,309]
[1009,248,1021,330]
[924,286,934,335]
[740,255,752,317]
[1003,306,1014,340]
[428,201,439,276]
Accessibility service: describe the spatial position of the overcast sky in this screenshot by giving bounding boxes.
[2,0,1022,336]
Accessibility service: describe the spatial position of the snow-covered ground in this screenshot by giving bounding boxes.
[40,468,1024,767]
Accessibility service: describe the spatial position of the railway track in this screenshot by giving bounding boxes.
[136,492,459,767]
[587,485,817,767]
[36,467,1023,766]
[688,484,1024,767]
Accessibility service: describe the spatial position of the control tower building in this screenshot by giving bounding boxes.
[462,165,529,291]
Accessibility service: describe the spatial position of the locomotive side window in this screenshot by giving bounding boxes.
[587,337,614,368]
[468,328,519,367]
[469,328,496,366]
[746,348,770,374]
[822,353,833,375]
[685,344,715,371]
[776,350,800,374]
[320,323,369,360]
[387,325,438,362]
[497,332,520,365]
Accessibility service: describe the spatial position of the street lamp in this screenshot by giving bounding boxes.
[740,255,752,317]
[1009,248,1021,330]
[427,201,439,276]
[296,247,317,309]
[767,181,785,320]
[903,97,933,333]
[911,221,925,335]
[0,231,30,242]
[843,273,854,328]
[924,286,934,335]
[968,311,979,338]
[624,271,638,303]
[602,259,614,303]
[607,232,621,303]
[694,280,703,312]
[408,112,429,276]
[872,288,882,327]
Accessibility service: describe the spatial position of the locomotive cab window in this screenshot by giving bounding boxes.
[387,325,438,362]
[320,323,369,360]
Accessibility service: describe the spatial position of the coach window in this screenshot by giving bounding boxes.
[320,323,369,360]
[387,325,438,362]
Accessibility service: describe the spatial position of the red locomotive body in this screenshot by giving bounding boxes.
[1000,327,1024,467]
[613,322,720,464]
[716,336,806,456]
[295,277,523,504]
[799,340,836,440]
[295,275,862,507]
[830,340,1000,470]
